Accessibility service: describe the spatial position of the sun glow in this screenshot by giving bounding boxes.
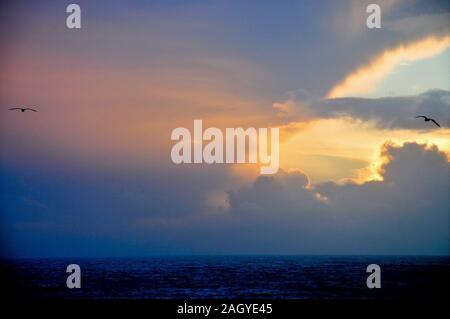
[279,118,450,183]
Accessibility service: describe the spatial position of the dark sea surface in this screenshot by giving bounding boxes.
[2,256,448,299]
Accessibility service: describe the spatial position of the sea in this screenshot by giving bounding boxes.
[1,255,448,300]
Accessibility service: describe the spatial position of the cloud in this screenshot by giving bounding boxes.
[384,12,450,38]
[327,35,450,98]
[4,141,448,256]
[273,89,450,130]
[323,90,450,129]
[224,142,449,254]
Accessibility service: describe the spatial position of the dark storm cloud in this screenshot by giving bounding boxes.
[274,89,450,129]
[323,90,450,129]
[223,142,449,255]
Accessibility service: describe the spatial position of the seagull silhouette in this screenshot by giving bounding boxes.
[415,115,440,127]
[8,107,38,113]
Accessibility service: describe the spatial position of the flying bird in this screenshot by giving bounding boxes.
[8,107,38,113]
[415,116,440,127]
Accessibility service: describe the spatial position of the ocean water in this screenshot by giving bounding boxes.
[2,256,448,299]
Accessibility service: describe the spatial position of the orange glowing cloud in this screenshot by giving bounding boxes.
[327,35,450,98]
[0,48,267,172]
[279,117,450,183]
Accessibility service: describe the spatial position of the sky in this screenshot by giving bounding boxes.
[0,0,449,257]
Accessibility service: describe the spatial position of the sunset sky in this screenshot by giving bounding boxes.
[1,0,449,257]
